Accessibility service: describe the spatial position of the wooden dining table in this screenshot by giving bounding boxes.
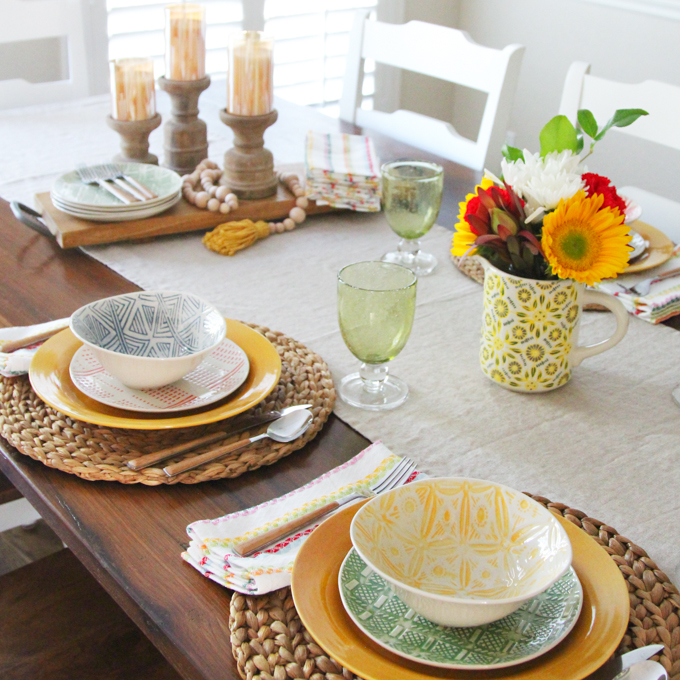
[0,99,480,680]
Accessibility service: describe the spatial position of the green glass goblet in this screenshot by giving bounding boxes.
[337,261,417,410]
[381,159,444,276]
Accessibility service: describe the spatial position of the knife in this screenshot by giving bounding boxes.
[586,645,665,680]
[126,404,313,471]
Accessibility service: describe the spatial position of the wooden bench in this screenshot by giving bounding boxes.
[0,548,181,679]
[0,470,21,505]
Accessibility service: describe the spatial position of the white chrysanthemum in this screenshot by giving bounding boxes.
[501,150,585,214]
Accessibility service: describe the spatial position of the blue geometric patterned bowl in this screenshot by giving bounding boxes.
[70,291,227,390]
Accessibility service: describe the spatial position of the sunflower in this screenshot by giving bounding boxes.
[541,191,630,285]
[451,177,494,257]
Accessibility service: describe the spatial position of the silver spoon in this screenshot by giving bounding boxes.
[163,409,314,477]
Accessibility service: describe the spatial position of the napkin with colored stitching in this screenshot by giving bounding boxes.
[0,318,70,377]
[305,131,381,212]
[181,441,422,595]
[596,245,680,324]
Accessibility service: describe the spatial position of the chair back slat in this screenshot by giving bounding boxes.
[339,11,525,172]
[559,62,680,151]
[0,0,89,109]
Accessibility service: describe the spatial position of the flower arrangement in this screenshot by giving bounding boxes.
[452,108,648,285]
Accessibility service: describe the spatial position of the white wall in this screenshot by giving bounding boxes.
[442,0,680,199]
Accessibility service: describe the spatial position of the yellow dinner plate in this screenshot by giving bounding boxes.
[292,501,629,680]
[626,220,674,274]
[29,320,281,430]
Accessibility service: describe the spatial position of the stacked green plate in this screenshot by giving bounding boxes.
[339,548,583,670]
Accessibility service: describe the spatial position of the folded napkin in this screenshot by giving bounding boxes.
[305,131,381,212]
[0,318,70,377]
[182,441,421,595]
[596,245,680,323]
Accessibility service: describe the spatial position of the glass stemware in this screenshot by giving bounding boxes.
[337,261,417,410]
[381,160,444,276]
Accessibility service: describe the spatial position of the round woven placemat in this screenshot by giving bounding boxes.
[0,323,335,485]
[451,253,486,285]
[229,494,680,680]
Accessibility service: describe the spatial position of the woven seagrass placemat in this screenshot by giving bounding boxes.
[229,494,680,680]
[0,323,335,485]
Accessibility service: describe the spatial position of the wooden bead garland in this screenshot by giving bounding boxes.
[182,161,308,233]
[182,160,239,214]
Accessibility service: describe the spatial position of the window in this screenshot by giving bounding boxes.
[106,0,378,116]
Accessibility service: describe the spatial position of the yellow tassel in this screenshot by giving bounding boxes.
[202,219,271,256]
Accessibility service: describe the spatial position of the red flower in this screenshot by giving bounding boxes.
[582,173,626,215]
[463,186,516,225]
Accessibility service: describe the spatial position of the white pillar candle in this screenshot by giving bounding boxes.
[227,31,274,116]
[109,58,156,122]
[165,4,206,81]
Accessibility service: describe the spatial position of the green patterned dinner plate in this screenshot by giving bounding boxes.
[339,548,583,670]
[51,163,182,209]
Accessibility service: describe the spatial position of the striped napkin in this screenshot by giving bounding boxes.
[596,246,680,324]
[181,441,421,595]
[0,318,70,377]
[305,131,381,211]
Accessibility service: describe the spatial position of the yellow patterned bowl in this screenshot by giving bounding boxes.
[350,478,572,627]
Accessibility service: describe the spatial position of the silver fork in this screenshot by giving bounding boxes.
[105,164,157,200]
[233,457,417,557]
[76,165,142,204]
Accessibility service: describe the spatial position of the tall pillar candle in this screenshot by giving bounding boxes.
[165,4,206,81]
[110,58,156,121]
[108,58,160,164]
[227,31,273,116]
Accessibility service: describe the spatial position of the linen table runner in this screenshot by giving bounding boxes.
[83,212,680,586]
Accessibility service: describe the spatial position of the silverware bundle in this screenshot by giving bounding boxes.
[126,404,314,472]
[77,164,157,204]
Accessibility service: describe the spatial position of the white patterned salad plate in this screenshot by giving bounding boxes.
[628,229,649,262]
[69,338,250,413]
[52,163,182,208]
[338,548,583,670]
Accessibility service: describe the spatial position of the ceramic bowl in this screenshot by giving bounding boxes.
[350,477,572,627]
[70,291,227,389]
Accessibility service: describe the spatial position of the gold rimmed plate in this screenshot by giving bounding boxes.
[29,319,281,429]
[291,501,629,680]
[626,220,674,274]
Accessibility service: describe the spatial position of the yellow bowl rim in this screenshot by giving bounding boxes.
[349,476,573,606]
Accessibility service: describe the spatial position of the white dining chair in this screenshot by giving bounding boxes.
[559,62,680,241]
[0,0,90,109]
[339,11,525,172]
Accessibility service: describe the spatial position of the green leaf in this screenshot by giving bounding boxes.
[611,108,649,128]
[575,130,584,154]
[595,108,649,140]
[539,115,579,156]
[577,109,598,138]
[501,144,525,163]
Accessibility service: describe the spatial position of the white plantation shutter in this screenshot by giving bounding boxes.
[107,0,243,80]
[105,0,377,116]
[264,0,377,115]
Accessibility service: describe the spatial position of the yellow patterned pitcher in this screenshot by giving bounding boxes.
[480,262,628,392]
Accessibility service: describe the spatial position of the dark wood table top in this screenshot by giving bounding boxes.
[0,105,480,680]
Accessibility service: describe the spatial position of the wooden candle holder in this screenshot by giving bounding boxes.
[106,113,162,165]
[157,76,210,175]
[219,109,278,200]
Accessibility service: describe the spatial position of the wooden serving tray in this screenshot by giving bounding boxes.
[35,179,334,249]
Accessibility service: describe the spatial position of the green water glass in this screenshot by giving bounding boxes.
[337,261,417,410]
[381,160,443,276]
